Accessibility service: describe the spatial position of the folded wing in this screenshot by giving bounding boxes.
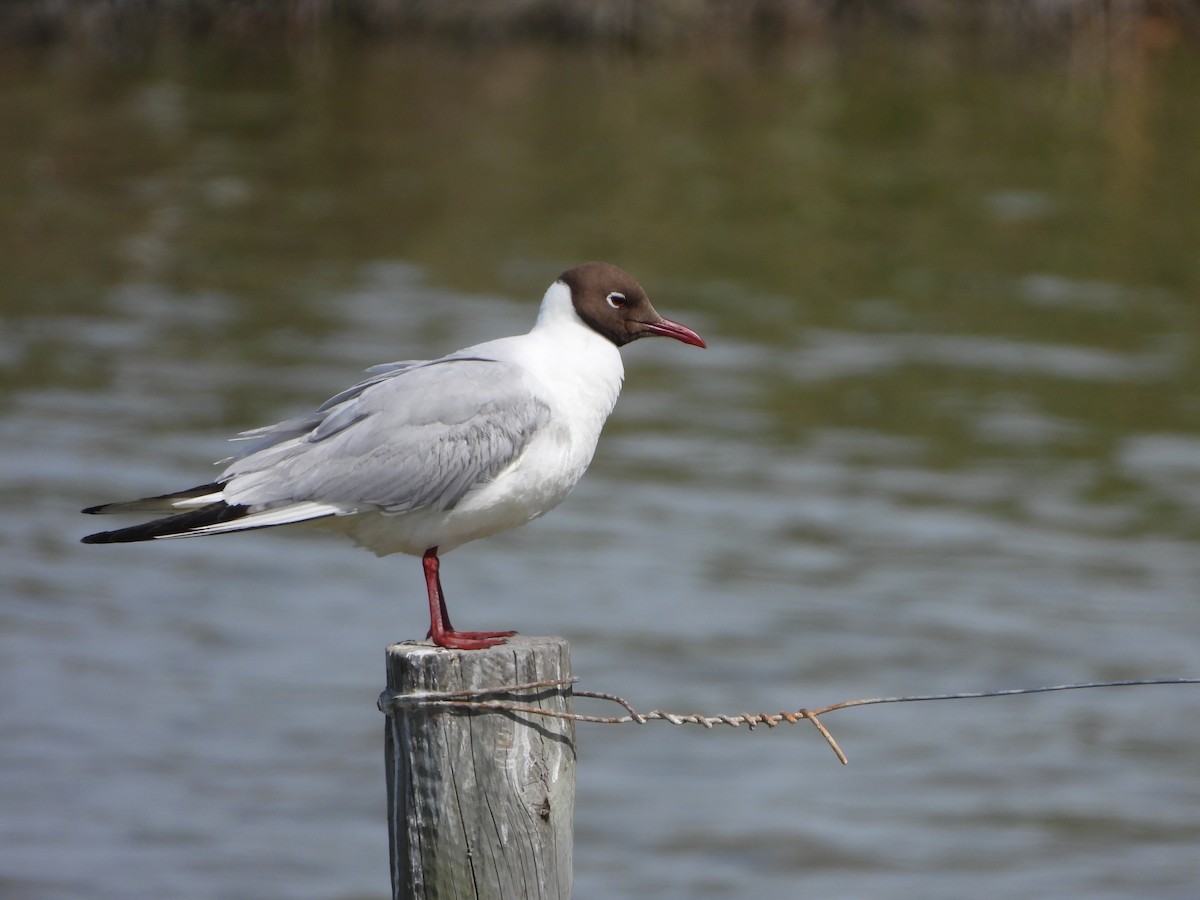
[82,356,551,542]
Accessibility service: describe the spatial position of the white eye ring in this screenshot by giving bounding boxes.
[606,292,627,309]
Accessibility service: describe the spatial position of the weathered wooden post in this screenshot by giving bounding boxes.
[380,635,576,900]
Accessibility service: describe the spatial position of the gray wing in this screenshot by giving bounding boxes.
[220,356,551,514]
[226,360,426,460]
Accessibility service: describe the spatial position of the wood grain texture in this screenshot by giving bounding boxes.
[384,636,575,900]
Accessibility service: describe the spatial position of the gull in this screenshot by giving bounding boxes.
[82,262,706,649]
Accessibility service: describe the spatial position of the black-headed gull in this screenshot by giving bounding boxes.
[83,262,706,649]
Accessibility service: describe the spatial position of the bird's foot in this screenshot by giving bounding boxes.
[427,628,518,650]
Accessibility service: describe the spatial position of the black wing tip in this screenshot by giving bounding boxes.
[81,523,166,544]
[79,502,250,545]
[82,482,226,516]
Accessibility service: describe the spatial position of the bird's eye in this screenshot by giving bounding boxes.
[606,292,627,309]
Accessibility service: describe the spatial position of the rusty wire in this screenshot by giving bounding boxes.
[378,676,1200,765]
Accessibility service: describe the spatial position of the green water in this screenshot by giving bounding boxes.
[5,32,1199,456]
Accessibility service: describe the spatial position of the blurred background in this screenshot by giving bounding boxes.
[2,2,1199,898]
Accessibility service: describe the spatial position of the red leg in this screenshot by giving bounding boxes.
[422,548,516,650]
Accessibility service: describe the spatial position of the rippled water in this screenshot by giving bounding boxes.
[2,30,1200,900]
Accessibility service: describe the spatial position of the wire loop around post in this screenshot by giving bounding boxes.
[378,676,1200,766]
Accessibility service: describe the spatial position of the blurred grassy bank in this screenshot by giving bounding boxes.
[2,0,1199,51]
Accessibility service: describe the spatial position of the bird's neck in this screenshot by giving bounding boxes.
[528,281,624,416]
[533,280,587,332]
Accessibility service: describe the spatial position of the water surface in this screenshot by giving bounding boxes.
[2,30,1199,899]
